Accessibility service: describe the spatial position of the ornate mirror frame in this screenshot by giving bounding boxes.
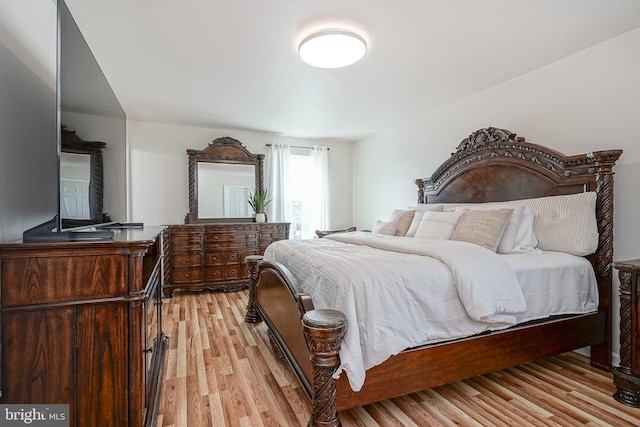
[185,136,265,224]
[60,127,111,228]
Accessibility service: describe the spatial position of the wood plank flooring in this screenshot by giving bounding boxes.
[156,290,640,426]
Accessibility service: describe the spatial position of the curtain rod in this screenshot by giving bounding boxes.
[265,143,329,151]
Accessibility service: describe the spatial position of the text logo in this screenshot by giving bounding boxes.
[0,405,68,426]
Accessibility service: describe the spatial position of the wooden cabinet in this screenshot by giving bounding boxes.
[613,259,640,407]
[165,223,289,295]
[0,227,168,427]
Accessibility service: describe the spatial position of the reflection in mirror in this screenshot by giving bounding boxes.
[60,153,90,219]
[186,137,264,224]
[198,163,255,218]
[59,128,110,228]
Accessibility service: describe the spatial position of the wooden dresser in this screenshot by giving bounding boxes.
[0,227,168,427]
[165,222,289,295]
[613,259,640,407]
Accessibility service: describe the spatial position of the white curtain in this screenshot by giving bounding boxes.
[266,144,329,239]
[306,145,330,236]
[265,144,291,223]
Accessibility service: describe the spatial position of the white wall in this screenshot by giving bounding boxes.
[127,120,353,229]
[353,28,640,362]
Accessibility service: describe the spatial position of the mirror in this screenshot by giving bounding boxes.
[185,137,264,224]
[60,127,111,228]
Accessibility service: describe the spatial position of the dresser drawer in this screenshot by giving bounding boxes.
[172,267,202,284]
[171,231,203,242]
[225,251,241,264]
[205,240,257,250]
[172,241,203,252]
[261,231,286,241]
[224,265,242,279]
[205,232,258,242]
[206,225,258,234]
[172,253,201,267]
[1,255,127,306]
[205,252,224,266]
[205,266,224,281]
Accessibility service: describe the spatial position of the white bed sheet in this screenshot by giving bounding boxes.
[263,234,598,392]
[503,251,598,323]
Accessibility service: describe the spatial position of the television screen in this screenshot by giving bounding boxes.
[58,0,127,231]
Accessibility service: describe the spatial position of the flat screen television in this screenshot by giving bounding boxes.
[24,0,130,242]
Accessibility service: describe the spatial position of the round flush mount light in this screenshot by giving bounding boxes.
[298,29,367,68]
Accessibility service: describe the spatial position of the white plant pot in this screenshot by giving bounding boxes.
[255,213,266,223]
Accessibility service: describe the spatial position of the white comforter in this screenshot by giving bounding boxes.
[263,232,527,392]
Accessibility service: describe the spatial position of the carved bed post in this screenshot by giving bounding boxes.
[302,309,347,427]
[589,150,622,369]
[244,255,264,323]
[613,268,639,406]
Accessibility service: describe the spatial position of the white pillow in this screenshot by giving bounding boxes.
[414,211,463,240]
[405,205,445,237]
[453,204,537,254]
[523,192,598,256]
[511,206,538,253]
[372,219,397,235]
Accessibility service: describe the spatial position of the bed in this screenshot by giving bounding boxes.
[243,127,622,426]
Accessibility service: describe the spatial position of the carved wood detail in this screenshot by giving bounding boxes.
[612,261,640,407]
[302,310,347,427]
[617,270,633,369]
[244,255,263,323]
[268,329,285,359]
[185,136,265,224]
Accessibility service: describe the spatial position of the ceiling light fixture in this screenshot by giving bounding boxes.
[298,29,367,69]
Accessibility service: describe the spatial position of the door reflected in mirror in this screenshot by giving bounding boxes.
[198,163,255,218]
[60,152,91,219]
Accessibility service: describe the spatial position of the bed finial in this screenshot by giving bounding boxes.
[303,309,347,427]
[454,127,520,154]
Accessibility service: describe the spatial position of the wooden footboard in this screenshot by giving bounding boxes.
[245,255,608,426]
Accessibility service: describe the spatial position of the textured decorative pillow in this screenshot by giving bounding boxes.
[389,209,416,236]
[453,204,535,254]
[523,192,598,256]
[414,211,463,240]
[450,209,514,251]
[372,220,397,235]
[405,205,445,237]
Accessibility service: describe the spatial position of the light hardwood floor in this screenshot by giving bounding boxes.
[156,290,640,426]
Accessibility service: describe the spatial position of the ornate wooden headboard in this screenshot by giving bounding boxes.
[415,127,621,274]
[415,127,622,367]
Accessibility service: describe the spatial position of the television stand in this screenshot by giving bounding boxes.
[101,222,145,229]
[23,217,115,243]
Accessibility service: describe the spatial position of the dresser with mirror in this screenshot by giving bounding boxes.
[164,137,289,296]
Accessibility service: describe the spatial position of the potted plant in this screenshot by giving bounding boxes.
[247,188,273,223]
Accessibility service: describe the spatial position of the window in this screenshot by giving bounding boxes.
[266,145,329,239]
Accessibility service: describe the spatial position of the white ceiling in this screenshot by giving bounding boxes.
[65,0,640,142]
